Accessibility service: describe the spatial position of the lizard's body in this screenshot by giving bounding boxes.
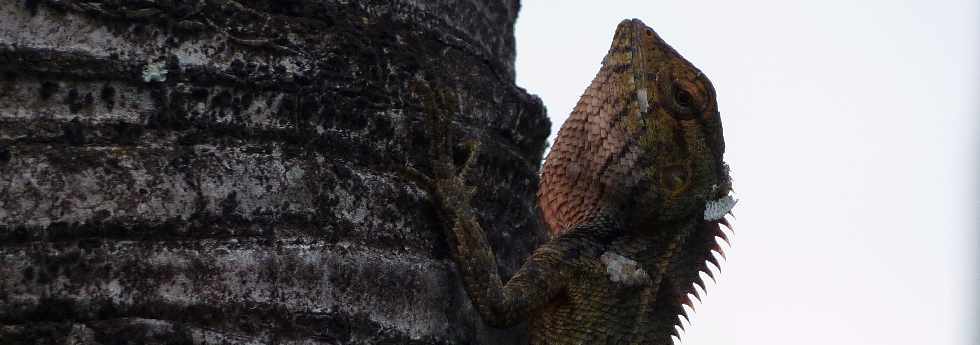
[422,19,735,345]
[526,215,697,344]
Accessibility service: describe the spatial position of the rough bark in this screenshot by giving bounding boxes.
[0,1,551,344]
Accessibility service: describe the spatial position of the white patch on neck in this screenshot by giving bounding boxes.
[601,251,650,286]
[704,194,738,221]
[637,88,649,113]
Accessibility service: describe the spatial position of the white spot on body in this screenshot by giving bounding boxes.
[704,194,738,221]
[637,88,649,113]
[601,251,650,286]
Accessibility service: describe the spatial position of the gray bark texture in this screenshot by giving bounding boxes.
[0,0,551,344]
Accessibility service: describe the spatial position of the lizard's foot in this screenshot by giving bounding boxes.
[406,79,481,217]
[426,89,479,209]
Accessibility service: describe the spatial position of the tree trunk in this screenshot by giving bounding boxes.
[0,1,550,343]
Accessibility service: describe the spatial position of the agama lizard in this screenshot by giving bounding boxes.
[421,19,736,345]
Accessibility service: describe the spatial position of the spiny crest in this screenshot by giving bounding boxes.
[666,216,735,345]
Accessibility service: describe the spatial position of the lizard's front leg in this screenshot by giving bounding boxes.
[416,83,567,327]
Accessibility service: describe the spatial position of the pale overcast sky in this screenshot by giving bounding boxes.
[515,1,978,344]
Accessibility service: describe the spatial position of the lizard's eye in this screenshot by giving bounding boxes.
[674,87,695,110]
[667,80,702,120]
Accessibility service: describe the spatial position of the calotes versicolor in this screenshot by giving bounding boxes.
[421,19,736,345]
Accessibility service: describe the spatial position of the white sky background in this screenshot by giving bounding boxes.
[514,1,978,344]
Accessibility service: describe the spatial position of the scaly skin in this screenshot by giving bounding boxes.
[424,19,734,345]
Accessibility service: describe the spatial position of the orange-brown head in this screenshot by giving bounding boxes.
[538,19,731,234]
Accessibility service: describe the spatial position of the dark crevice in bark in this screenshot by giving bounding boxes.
[2,303,456,344]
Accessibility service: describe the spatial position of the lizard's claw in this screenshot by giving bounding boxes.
[400,165,434,192]
[459,140,481,180]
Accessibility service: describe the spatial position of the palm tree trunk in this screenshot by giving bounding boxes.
[0,1,550,343]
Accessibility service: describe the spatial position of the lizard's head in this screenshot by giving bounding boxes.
[617,19,734,224]
[539,19,734,234]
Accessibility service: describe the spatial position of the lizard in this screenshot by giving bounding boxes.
[418,18,736,345]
